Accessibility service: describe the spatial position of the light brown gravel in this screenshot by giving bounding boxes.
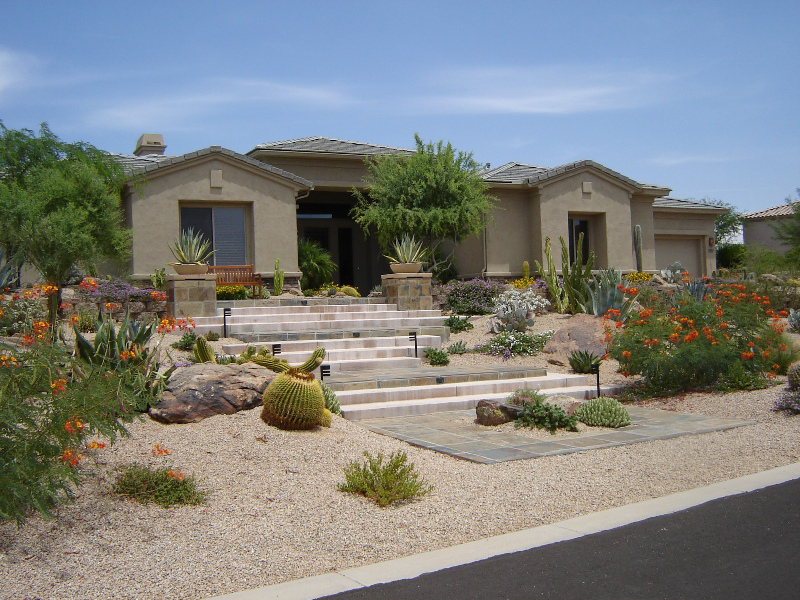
[1,316,798,600]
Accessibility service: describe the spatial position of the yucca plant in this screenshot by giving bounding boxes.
[384,234,428,264]
[169,228,214,265]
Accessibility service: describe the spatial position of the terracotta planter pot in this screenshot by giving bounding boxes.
[389,263,423,274]
[171,263,209,275]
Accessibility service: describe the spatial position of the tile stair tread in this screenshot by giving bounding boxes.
[323,365,550,389]
[197,310,443,323]
[221,335,442,354]
[227,327,450,343]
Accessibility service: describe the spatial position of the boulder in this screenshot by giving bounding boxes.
[544,313,608,359]
[475,399,524,426]
[149,362,274,424]
[545,394,583,417]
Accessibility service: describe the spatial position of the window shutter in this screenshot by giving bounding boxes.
[212,207,246,265]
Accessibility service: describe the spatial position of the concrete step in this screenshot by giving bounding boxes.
[227,326,450,344]
[221,334,442,355]
[335,374,590,406]
[218,303,399,316]
[195,309,441,325]
[194,316,447,336]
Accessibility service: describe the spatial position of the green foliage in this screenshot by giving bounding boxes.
[273,259,284,296]
[0,340,148,524]
[478,330,554,360]
[440,278,505,314]
[424,347,450,366]
[568,350,602,374]
[216,285,247,300]
[0,248,20,290]
[351,134,497,251]
[788,364,800,390]
[703,198,744,245]
[444,315,473,333]
[205,331,220,342]
[113,464,206,508]
[789,309,800,332]
[535,234,594,314]
[717,244,748,269]
[384,234,428,264]
[488,289,549,333]
[575,398,631,428]
[338,450,433,507]
[582,268,637,318]
[609,284,788,394]
[320,381,341,415]
[0,287,49,335]
[73,309,98,333]
[513,393,579,434]
[446,340,467,354]
[660,261,686,283]
[171,330,198,351]
[169,228,214,265]
[192,337,216,363]
[149,267,166,290]
[770,189,800,253]
[298,238,336,291]
[0,122,131,287]
[261,368,327,430]
[744,245,799,276]
[680,278,713,302]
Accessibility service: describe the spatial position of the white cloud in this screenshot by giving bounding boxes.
[647,154,742,167]
[412,66,675,114]
[86,78,357,130]
[0,47,38,97]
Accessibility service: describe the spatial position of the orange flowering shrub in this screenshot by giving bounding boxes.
[609,283,799,394]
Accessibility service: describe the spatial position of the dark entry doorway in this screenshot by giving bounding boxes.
[568,218,590,265]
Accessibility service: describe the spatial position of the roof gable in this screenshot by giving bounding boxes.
[743,202,799,220]
[113,146,312,189]
[652,197,728,213]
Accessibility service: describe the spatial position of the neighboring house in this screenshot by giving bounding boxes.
[742,202,799,254]
[116,134,724,292]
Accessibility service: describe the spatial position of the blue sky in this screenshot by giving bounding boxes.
[1,0,797,213]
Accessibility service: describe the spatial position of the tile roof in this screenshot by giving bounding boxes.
[652,197,728,212]
[743,202,799,219]
[248,136,414,157]
[111,146,313,188]
[480,159,668,192]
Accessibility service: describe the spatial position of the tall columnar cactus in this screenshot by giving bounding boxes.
[193,336,217,363]
[261,368,327,430]
[522,260,530,279]
[273,259,284,296]
[633,224,643,273]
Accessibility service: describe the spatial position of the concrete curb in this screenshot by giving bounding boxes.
[207,462,800,600]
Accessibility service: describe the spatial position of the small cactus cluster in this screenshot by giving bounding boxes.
[788,363,800,390]
[788,309,800,333]
[193,337,217,363]
[575,397,631,428]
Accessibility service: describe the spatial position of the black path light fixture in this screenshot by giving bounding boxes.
[272,343,282,355]
[409,332,418,357]
[590,362,601,397]
[320,364,331,381]
[222,307,232,338]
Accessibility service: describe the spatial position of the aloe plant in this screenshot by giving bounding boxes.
[384,234,428,264]
[169,228,215,265]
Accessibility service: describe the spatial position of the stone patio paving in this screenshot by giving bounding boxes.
[358,407,757,464]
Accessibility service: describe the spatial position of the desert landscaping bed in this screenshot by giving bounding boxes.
[1,314,798,600]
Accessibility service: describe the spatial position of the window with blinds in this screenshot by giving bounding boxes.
[180,206,247,265]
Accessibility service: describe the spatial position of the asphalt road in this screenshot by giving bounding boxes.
[324,478,800,600]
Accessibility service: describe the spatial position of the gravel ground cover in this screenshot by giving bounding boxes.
[1,313,798,600]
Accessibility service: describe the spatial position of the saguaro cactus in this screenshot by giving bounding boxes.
[633,224,643,272]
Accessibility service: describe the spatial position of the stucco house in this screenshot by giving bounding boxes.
[742,202,799,254]
[118,135,724,292]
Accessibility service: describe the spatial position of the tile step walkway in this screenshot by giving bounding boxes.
[358,407,757,463]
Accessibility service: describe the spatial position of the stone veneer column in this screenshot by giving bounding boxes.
[166,274,217,318]
[381,273,433,310]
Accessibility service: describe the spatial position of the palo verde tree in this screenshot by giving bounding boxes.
[351,134,496,274]
[0,122,131,297]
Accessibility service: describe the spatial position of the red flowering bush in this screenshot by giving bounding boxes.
[609,283,798,394]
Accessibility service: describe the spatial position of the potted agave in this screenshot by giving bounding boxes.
[169,228,215,275]
[384,234,428,274]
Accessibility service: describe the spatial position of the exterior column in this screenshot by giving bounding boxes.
[166,274,217,317]
[381,273,433,310]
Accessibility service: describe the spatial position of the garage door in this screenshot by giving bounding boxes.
[655,236,702,277]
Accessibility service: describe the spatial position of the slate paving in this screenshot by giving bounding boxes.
[358,406,756,463]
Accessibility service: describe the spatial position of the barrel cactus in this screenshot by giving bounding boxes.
[575,397,631,428]
[261,368,327,430]
[788,363,800,390]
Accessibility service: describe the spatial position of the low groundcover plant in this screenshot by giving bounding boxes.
[339,450,433,507]
[113,463,206,508]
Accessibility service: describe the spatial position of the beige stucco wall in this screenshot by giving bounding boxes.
[480,188,532,276]
[248,154,370,190]
[125,155,303,281]
[743,219,792,253]
[630,196,657,270]
[653,209,717,276]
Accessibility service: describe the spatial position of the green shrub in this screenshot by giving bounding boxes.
[439,278,505,314]
[446,340,467,355]
[717,244,748,269]
[609,282,790,394]
[575,397,631,428]
[73,309,98,333]
[444,315,473,333]
[205,331,220,342]
[568,350,602,374]
[216,285,247,300]
[0,286,49,335]
[298,238,337,291]
[113,464,206,508]
[478,330,554,360]
[171,330,198,351]
[424,347,450,366]
[513,393,579,434]
[338,451,433,507]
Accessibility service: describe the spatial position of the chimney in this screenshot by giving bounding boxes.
[133,134,167,156]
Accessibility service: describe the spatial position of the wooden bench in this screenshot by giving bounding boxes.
[208,265,263,299]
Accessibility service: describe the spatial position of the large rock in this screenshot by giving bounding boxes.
[545,394,583,417]
[149,362,274,424]
[544,313,608,359]
[475,399,524,426]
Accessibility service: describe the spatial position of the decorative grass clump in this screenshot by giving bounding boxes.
[171,330,198,351]
[113,465,206,508]
[575,397,631,428]
[339,451,433,507]
[424,347,450,366]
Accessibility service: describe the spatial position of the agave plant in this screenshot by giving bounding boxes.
[169,228,215,265]
[384,234,428,264]
[581,268,637,319]
[568,349,602,374]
